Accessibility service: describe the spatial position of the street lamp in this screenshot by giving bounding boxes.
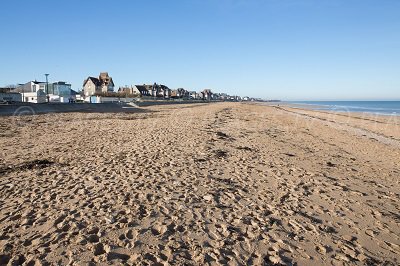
[44,73,49,103]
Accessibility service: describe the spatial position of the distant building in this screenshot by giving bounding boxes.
[118,86,136,95]
[47,81,78,102]
[14,81,77,103]
[83,72,115,96]
[137,83,171,98]
[15,81,46,93]
[14,81,47,103]
[0,87,22,102]
[149,83,171,98]
[171,88,189,99]
[118,85,150,97]
[171,90,178,98]
[202,89,212,101]
[0,87,12,93]
[213,93,229,100]
[132,85,152,97]
[0,92,22,102]
[48,81,72,96]
[25,91,47,103]
[188,91,197,99]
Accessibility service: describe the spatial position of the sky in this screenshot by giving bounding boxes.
[1,0,399,100]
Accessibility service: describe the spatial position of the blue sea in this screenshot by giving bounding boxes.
[288,101,400,116]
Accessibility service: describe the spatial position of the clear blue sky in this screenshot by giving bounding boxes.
[1,0,399,100]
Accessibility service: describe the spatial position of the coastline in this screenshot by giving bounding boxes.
[258,103,400,143]
[279,101,400,117]
[1,102,399,265]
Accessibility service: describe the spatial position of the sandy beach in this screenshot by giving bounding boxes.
[0,102,399,265]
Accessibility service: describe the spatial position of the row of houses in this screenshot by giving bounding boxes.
[81,72,215,101]
[1,71,253,104]
[116,85,215,100]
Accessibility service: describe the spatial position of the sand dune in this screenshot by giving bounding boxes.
[0,102,399,265]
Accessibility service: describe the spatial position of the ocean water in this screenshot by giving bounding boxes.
[288,101,400,116]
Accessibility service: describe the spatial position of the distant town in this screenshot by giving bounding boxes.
[0,72,279,104]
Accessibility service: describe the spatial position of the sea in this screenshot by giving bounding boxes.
[287,101,400,116]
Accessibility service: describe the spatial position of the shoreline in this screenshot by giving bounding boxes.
[262,102,400,121]
[255,103,400,148]
[276,101,400,117]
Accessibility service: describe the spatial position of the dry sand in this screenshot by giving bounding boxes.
[0,102,399,265]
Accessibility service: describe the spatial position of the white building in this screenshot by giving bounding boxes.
[22,91,47,103]
[48,82,77,102]
[14,81,47,103]
[14,80,77,103]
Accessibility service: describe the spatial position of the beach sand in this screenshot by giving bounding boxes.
[0,102,399,265]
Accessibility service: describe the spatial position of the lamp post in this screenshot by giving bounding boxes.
[45,73,49,103]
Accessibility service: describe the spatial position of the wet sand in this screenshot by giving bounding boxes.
[0,102,399,265]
